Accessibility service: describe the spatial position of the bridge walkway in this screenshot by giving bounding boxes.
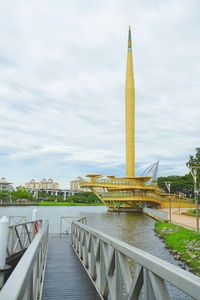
[42,234,101,300]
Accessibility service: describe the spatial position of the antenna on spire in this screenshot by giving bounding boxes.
[128,26,132,43]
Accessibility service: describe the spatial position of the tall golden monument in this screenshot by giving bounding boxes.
[80,27,193,211]
[126,26,135,178]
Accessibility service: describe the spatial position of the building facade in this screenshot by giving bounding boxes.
[70,177,104,194]
[25,178,59,190]
[0,177,13,191]
[70,177,90,193]
[25,178,70,200]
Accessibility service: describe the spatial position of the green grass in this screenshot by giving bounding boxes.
[39,201,104,206]
[155,221,200,276]
[185,209,200,216]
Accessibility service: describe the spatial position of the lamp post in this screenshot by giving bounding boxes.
[189,193,192,209]
[165,182,172,222]
[178,192,182,215]
[188,165,200,234]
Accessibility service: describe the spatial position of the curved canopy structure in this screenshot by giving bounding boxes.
[142,160,160,181]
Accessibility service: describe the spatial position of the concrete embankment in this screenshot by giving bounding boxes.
[143,207,168,222]
[0,203,38,206]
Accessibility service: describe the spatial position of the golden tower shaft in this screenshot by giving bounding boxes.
[125,26,135,177]
[80,26,193,212]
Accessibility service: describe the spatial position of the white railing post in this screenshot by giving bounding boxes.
[32,209,38,221]
[32,209,38,238]
[0,216,9,289]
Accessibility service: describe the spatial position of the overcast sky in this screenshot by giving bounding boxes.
[0,0,199,188]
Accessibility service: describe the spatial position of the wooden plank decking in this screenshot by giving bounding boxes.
[42,234,101,300]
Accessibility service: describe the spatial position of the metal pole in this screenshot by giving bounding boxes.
[0,216,9,289]
[169,189,171,222]
[197,191,199,234]
[194,172,199,234]
[165,182,172,222]
[178,192,181,215]
[189,194,192,209]
[188,166,200,234]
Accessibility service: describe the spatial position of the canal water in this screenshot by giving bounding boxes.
[0,206,194,299]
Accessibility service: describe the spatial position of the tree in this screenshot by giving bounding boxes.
[65,192,99,203]
[186,147,200,188]
[12,189,33,201]
[186,147,200,167]
[0,190,8,202]
[157,148,200,199]
[157,175,194,197]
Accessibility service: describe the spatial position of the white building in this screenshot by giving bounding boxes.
[0,177,13,191]
[25,178,69,200]
[25,178,59,190]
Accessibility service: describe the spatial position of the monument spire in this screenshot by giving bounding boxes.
[125,25,135,177]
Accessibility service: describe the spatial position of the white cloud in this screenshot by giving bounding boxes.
[0,0,199,187]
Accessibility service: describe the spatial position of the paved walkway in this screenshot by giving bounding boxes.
[160,208,199,231]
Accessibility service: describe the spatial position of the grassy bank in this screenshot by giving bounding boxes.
[155,221,200,276]
[39,201,104,206]
[184,209,200,216]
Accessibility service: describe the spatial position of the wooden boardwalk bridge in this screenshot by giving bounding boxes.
[0,215,200,300]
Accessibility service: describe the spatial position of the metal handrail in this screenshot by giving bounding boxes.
[60,216,86,234]
[7,220,43,257]
[101,191,193,204]
[82,178,136,186]
[71,221,200,299]
[101,191,164,202]
[9,216,26,226]
[0,220,49,300]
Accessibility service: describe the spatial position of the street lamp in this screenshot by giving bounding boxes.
[165,182,172,222]
[189,193,192,209]
[188,164,200,234]
[9,191,12,204]
[178,192,182,215]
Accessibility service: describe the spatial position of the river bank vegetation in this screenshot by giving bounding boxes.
[155,221,200,276]
[66,192,100,203]
[0,190,102,206]
[37,191,100,204]
[0,189,33,202]
[38,192,102,205]
[182,209,200,216]
[39,201,103,206]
